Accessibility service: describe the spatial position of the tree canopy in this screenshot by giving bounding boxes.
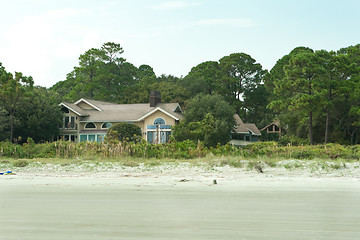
[173,94,235,147]
[3,41,360,145]
[106,122,142,142]
[268,45,360,144]
[0,62,61,143]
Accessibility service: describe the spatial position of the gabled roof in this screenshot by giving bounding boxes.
[63,99,183,122]
[74,98,103,111]
[234,114,244,125]
[233,114,261,136]
[138,106,181,121]
[59,102,88,116]
[260,120,281,131]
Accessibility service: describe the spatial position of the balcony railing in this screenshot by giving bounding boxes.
[60,123,78,130]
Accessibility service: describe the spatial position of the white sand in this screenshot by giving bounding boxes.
[1,160,360,240]
[2,159,360,181]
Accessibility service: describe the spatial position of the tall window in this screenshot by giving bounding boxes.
[147,117,171,144]
[64,116,75,129]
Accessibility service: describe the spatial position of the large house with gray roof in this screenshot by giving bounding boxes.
[59,91,183,143]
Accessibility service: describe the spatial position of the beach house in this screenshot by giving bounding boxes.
[59,91,183,143]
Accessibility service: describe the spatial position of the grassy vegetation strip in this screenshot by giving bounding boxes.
[2,140,360,161]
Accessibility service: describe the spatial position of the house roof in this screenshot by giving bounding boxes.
[59,102,88,116]
[61,98,183,122]
[233,114,261,136]
[74,98,103,111]
[260,120,281,131]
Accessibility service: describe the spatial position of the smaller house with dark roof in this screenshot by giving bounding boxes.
[261,120,282,136]
[230,114,261,146]
[260,120,283,141]
[59,91,183,143]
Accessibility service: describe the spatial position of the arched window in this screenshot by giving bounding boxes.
[154,118,165,125]
[101,122,112,129]
[85,122,96,129]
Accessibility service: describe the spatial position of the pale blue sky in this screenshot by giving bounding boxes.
[0,0,359,87]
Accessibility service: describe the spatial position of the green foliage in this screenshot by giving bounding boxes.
[0,68,34,142]
[173,94,235,147]
[54,42,138,103]
[106,123,142,142]
[241,84,274,128]
[14,87,62,143]
[0,141,25,158]
[184,61,220,95]
[278,135,310,146]
[2,140,360,163]
[13,159,29,167]
[0,63,60,143]
[247,160,264,173]
[268,45,360,145]
[0,106,9,140]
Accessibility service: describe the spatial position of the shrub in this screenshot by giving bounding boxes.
[247,160,264,173]
[13,160,29,167]
[0,141,25,158]
[173,94,235,147]
[291,148,314,159]
[278,135,309,146]
[243,141,278,156]
[106,123,142,142]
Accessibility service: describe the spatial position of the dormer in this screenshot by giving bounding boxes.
[59,103,86,116]
[174,104,183,113]
[74,98,102,111]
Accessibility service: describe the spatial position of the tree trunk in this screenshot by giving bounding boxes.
[309,111,314,145]
[325,109,330,144]
[10,113,14,143]
[324,88,332,144]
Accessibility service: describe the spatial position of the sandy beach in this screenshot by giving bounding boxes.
[1,160,360,239]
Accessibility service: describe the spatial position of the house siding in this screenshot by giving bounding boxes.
[142,111,176,128]
[142,111,175,143]
[59,109,80,142]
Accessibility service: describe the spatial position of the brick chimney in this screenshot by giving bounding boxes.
[150,91,161,107]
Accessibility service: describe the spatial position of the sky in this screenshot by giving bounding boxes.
[0,0,360,88]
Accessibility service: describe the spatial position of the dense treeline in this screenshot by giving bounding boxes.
[0,63,61,143]
[268,46,360,144]
[2,42,360,145]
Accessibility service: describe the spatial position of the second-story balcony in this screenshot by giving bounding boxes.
[60,123,78,130]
